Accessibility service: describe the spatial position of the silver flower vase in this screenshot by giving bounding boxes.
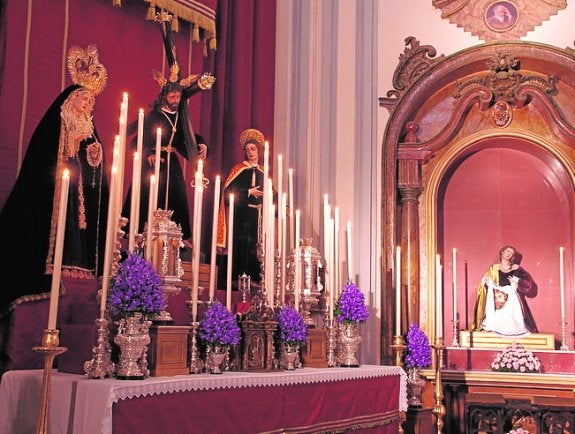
[406,368,426,407]
[281,343,300,370]
[337,322,362,367]
[207,345,228,374]
[114,312,151,379]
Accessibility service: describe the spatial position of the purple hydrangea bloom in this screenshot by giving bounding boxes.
[108,252,165,316]
[403,323,432,369]
[277,305,308,345]
[199,301,241,346]
[334,282,369,324]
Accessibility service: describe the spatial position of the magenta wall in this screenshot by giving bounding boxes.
[441,142,573,346]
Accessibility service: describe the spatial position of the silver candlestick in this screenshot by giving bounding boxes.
[326,318,337,367]
[451,318,460,347]
[560,319,569,351]
[84,316,115,379]
[189,321,204,374]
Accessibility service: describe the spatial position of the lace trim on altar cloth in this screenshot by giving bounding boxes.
[97,365,407,433]
[109,365,402,402]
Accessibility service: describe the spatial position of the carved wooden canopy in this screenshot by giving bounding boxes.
[378,37,575,363]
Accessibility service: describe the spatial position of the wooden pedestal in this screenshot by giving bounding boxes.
[403,407,434,434]
[302,328,327,368]
[148,325,191,377]
[180,262,211,293]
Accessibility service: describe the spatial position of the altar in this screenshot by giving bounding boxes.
[0,365,407,434]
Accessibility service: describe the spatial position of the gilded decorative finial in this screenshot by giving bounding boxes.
[67,45,108,95]
[155,10,173,23]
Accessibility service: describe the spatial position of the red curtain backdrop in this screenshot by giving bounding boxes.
[0,0,276,278]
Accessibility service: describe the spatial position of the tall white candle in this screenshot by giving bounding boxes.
[436,254,443,339]
[280,192,287,304]
[323,195,329,303]
[191,161,204,265]
[110,135,121,237]
[277,155,283,301]
[226,194,235,310]
[294,209,301,311]
[262,141,269,249]
[209,176,221,302]
[347,221,353,281]
[100,141,120,318]
[268,203,276,308]
[145,175,156,262]
[101,165,118,318]
[116,93,128,216]
[288,168,294,251]
[191,163,204,322]
[395,246,401,336]
[560,246,565,320]
[452,248,457,322]
[152,128,162,212]
[128,151,140,251]
[130,109,144,249]
[47,169,70,330]
[334,207,340,295]
[328,218,334,321]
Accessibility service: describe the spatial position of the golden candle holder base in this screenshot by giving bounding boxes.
[431,336,446,434]
[33,329,68,434]
[390,335,407,433]
[391,334,406,367]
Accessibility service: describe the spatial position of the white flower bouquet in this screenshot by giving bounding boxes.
[490,342,542,373]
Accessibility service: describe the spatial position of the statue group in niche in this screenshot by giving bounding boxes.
[472,245,538,336]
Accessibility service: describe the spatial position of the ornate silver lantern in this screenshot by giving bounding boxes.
[288,238,325,327]
[147,209,184,322]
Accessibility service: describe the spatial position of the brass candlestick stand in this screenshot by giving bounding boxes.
[391,334,406,434]
[391,334,406,367]
[432,336,446,434]
[33,329,68,434]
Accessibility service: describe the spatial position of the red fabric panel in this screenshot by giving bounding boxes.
[0,1,277,266]
[112,375,401,433]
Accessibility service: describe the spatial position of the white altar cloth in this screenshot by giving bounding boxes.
[0,365,406,434]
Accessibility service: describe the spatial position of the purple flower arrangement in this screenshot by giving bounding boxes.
[108,252,165,316]
[403,323,432,370]
[491,342,541,373]
[277,305,308,345]
[334,282,369,324]
[199,301,241,347]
